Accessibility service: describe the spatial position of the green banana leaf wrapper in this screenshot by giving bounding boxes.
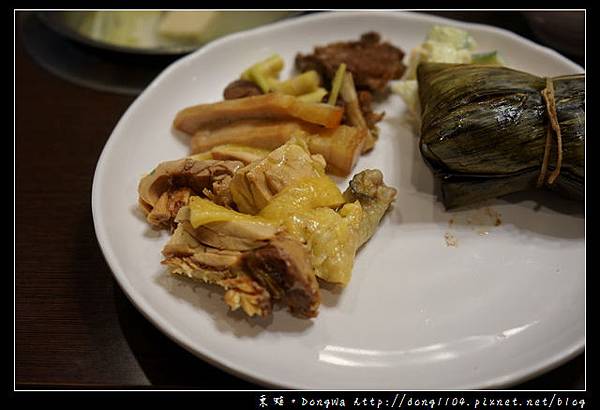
[417,63,584,209]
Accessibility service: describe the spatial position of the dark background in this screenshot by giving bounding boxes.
[15,11,585,389]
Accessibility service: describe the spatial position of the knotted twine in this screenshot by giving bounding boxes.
[537,78,564,187]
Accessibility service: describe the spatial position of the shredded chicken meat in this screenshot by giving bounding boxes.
[138,158,243,229]
[162,206,321,318]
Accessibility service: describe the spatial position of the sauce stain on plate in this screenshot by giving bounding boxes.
[444,232,458,247]
[445,206,503,245]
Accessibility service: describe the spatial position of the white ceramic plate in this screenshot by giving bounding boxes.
[92,11,585,389]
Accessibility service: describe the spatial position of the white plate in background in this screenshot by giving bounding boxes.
[92,11,584,389]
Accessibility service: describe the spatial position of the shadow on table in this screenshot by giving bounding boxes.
[113,283,261,389]
[67,196,259,387]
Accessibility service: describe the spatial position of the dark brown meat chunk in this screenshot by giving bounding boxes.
[243,235,320,318]
[223,79,263,100]
[358,90,385,131]
[295,32,406,93]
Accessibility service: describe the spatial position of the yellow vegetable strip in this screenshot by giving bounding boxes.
[241,54,284,80]
[248,68,271,93]
[296,88,328,103]
[272,70,320,96]
[241,54,284,92]
[327,63,346,105]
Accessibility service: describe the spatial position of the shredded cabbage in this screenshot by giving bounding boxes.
[392,25,503,124]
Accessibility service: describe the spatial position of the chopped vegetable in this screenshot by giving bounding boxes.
[327,63,346,105]
[241,54,284,81]
[271,70,320,96]
[392,25,503,123]
[340,72,376,152]
[471,51,504,65]
[391,79,419,117]
[399,25,483,82]
[266,77,281,90]
[296,88,328,103]
[426,25,477,50]
[240,54,284,92]
[247,68,271,93]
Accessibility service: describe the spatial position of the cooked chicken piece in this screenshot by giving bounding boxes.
[162,223,272,317]
[139,158,243,207]
[258,176,346,221]
[163,202,321,318]
[282,202,362,285]
[229,138,326,214]
[175,203,278,251]
[192,121,365,177]
[295,32,406,93]
[195,221,279,251]
[144,187,193,229]
[173,93,343,135]
[162,223,242,279]
[253,175,358,285]
[271,169,396,285]
[166,157,249,206]
[138,158,243,228]
[343,169,398,247]
[201,173,235,208]
[221,275,273,317]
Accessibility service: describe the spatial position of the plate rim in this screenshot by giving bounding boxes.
[91,10,585,389]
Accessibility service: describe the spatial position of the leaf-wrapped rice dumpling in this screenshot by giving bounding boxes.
[417,63,584,209]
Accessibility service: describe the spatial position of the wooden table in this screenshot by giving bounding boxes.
[15,11,584,389]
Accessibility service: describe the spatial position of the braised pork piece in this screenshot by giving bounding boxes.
[295,32,406,94]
